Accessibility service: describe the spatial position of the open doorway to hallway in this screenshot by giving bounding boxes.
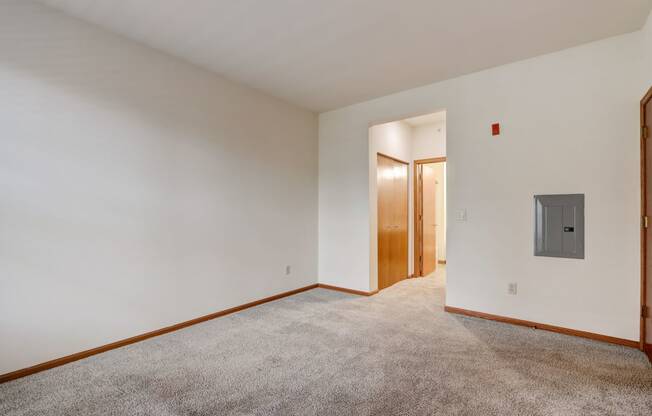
[414,157,446,277]
[369,110,446,292]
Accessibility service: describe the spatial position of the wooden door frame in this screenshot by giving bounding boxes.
[377,152,410,290]
[414,157,447,277]
[640,86,652,352]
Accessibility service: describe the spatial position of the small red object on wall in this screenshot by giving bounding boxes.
[491,123,500,136]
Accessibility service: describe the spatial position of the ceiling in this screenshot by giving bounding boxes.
[39,0,652,112]
[404,111,446,127]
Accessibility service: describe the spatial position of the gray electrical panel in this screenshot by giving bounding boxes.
[533,194,584,259]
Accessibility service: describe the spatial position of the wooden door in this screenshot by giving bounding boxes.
[377,154,408,290]
[378,154,392,290]
[391,158,409,287]
[643,87,652,353]
[422,164,437,275]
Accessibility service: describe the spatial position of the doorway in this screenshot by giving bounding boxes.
[370,110,446,292]
[641,85,652,361]
[377,153,409,290]
[414,157,446,277]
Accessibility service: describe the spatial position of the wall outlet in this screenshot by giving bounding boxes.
[508,283,517,295]
[285,265,291,276]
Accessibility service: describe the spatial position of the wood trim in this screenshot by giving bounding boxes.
[414,157,447,165]
[641,85,652,351]
[645,344,652,363]
[0,284,319,384]
[643,85,652,109]
[414,162,421,276]
[413,157,447,277]
[376,152,409,165]
[444,306,639,348]
[438,260,447,265]
[317,284,378,296]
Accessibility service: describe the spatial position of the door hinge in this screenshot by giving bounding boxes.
[644,216,649,229]
[643,126,649,139]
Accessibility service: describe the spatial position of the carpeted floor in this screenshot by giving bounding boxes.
[1,268,651,415]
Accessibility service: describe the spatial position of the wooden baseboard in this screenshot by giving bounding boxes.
[0,284,319,384]
[317,283,377,296]
[4,289,639,385]
[444,306,639,349]
[438,260,447,265]
[645,344,652,363]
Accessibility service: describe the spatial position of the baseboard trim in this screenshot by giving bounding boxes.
[444,306,639,349]
[317,283,378,296]
[0,284,319,384]
[5,290,636,384]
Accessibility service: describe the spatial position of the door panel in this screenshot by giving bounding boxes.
[393,162,408,286]
[377,154,408,290]
[422,164,437,275]
[378,155,392,290]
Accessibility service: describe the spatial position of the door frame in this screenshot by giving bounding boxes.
[640,86,652,352]
[414,157,447,277]
[377,152,410,290]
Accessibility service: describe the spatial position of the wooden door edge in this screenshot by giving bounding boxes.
[640,86,652,350]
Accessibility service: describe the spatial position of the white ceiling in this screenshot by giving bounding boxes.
[39,0,652,112]
[404,111,447,127]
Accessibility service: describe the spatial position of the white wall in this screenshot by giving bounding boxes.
[412,122,446,160]
[0,1,318,375]
[369,121,413,162]
[433,163,446,262]
[645,11,652,84]
[319,30,647,341]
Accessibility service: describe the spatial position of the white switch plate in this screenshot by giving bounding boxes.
[456,209,467,222]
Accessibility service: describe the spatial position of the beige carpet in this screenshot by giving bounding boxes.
[1,268,651,415]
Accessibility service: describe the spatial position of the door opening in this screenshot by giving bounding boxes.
[414,157,446,277]
[369,110,446,292]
